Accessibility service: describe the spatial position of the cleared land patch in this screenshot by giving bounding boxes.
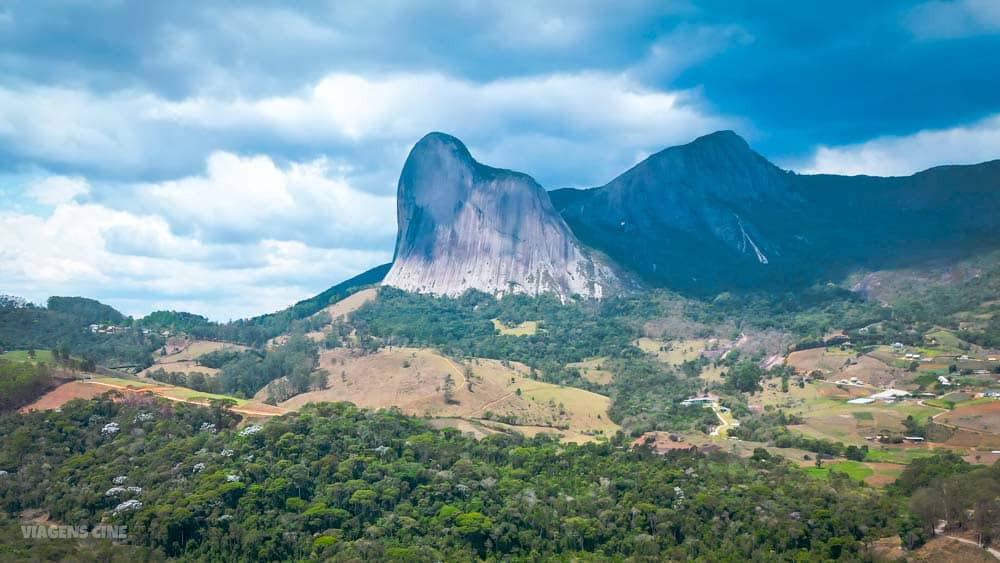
[1,350,56,363]
[492,319,539,336]
[270,347,618,442]
[270,288,379,346]
[566,357,614,385]
[937,400,1000,435]
[19,381,106,412]
[321,288,378,322]
[139,339,248,378]
[786,348,902,387]
[19,376,285,417]
[635,337,708,364]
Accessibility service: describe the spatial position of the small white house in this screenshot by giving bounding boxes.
[680,396,717,407]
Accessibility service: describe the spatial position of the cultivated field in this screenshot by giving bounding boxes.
[753,379,874,413]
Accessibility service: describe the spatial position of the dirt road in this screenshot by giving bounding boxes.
[86,380,287,417]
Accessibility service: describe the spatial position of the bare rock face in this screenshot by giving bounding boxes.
[382,132,620,299]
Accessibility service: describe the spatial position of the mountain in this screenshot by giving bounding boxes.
[382,132,622,299]
[381,130,998,299]
[552,131,1000,293]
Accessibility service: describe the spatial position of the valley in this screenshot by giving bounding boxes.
[1,129,997,561]
[4,2,1000,559]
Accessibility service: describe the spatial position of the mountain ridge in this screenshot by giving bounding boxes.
[551,130,999,293]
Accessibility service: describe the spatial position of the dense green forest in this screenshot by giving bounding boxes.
[0,264,387,370]
[0,396,920,561]
[0,360,54,411]
[46,297,125,326]
[0,298,163,369]
[1,266,998,560]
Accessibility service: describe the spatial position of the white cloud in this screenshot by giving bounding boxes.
[794,114,1000,176]
[120,151,396,247]
[0,86,163,174]
[0,71,733,188]
[0,201,391,320]
[0,70,734,318]
[0,152,396,320]
[25,175,90,205]
[158,72,729,149]
[906,0,1000,39]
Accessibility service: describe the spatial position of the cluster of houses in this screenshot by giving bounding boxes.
[833,376,866,387]
[847,386,999,406]
[89,324,131,335]
[88,324,170,337]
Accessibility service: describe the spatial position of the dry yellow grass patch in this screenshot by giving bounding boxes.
[492,319,539,336]
[272,347,618,442]
[139,339,249,378]
[566,357,614,384]
[635,337,708,364]
[271,288,379,345]
[322,288,378,321]
[699,364,725,383]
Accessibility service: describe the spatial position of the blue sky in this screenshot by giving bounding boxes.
[1,0,999,319]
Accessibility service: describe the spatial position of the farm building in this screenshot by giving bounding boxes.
[680,394,718,407]
[868,389,911,402]
[847,397,875,404]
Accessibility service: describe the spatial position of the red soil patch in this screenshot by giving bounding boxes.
[939,401,1000,434]
[944,428,987,448]
[964,451,1000,465]
[862,462,904,487]
[632,431,698,454]
[20,381,106,412]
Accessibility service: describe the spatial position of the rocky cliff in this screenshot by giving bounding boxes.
[382,132,621,299]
